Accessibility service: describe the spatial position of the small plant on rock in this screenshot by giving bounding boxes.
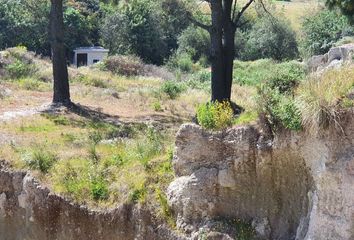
[197,101,234,130]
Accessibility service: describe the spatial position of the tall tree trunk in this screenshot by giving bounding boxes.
[223,23,236,100]
[50,0,71,105]
[210,0,226,102]
[210,0,236,102]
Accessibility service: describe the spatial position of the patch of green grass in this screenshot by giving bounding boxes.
[22,148,58,173]
[233,60,305,89]
[17,78,47,91]
[73,74,109,88]
[156,188,175,227]
[234,111,258,125]
[19,121,58,133]
[152,101,163,112]
[161,81,186,99]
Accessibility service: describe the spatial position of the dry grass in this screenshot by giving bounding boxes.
[296,66,354,132]
[274,0,322,33]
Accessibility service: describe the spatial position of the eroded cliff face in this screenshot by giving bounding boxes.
[167,111,354,240]
[0,162,183,240]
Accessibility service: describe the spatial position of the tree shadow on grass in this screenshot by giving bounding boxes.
[42,102,186,129]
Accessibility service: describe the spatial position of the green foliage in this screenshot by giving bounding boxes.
[161,81,186,99]
[156,188,175,227]
[233,59,306,89]
[152,101,163,112]
[257,86,302,131]
[266,61,305,94]
[326,0,354,23]
[91,178,109,201]
[167,52,194,73]
[296,66,354,132]
[101,0,189,64]
[129,186,147,203]
[301,9,353,56]
[23,148,58,173]
[233,111,258,125]
[240,16,299,61]
[177,25,210,62]
[5,59,34,79]
[197,101,234,130]
[17,78,46,91]
[73,74,108,88]
[186,69,211,91]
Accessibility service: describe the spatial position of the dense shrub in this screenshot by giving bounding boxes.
[91,178,109,201]
[266,61,305,94]
[101,0,189,65]
[167,52,194,73]
[177,25,210,62]
[3,47,37,79]
[5,60,34,79]
[301,9,353,57]
[161,80,186,99]
[103,55,144,76]
[240,16,299,61]
[257,86,302,131]
[197,101,234,130]
[233,59,306,90]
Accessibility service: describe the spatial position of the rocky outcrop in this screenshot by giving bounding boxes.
[307,44,354,72]
[167,110,354,240]
[0,161,184,240]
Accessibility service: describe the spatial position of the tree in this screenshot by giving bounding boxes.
[50,0,71,105]
[301,9,352,56]
[241,16,298,61]
[326,0,354,22]
[187,0,261,102]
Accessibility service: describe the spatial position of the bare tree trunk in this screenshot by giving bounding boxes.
[210,0,236,102]
[50,0,71,106]
[210,0,226,102]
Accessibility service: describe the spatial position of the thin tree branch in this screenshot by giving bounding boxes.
[188,15,211,32]
[233,0,254,25]
[232,0,238,22]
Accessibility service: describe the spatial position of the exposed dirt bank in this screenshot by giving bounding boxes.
[168,110,354,240]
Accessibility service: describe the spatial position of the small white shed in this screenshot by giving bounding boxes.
[73,47,109,67]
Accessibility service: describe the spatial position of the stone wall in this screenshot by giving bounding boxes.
[167,110,354,240]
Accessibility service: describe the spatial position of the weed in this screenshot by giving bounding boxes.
[18,78,45,91]
[296,66,354,132]
[234,111,258,125]
[152,101,163,112]
[156,188,175,227]
[161,81,186,99]
[5,59,34,79]
[74,74,108,88]
[23,148,58,173]
[257,86,302,131]
[129,185,147,203]
[91,178,109,201]
[197,101,234,130]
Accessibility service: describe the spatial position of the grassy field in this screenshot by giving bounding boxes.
[274,0,322,33]
[1,46,353,214]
